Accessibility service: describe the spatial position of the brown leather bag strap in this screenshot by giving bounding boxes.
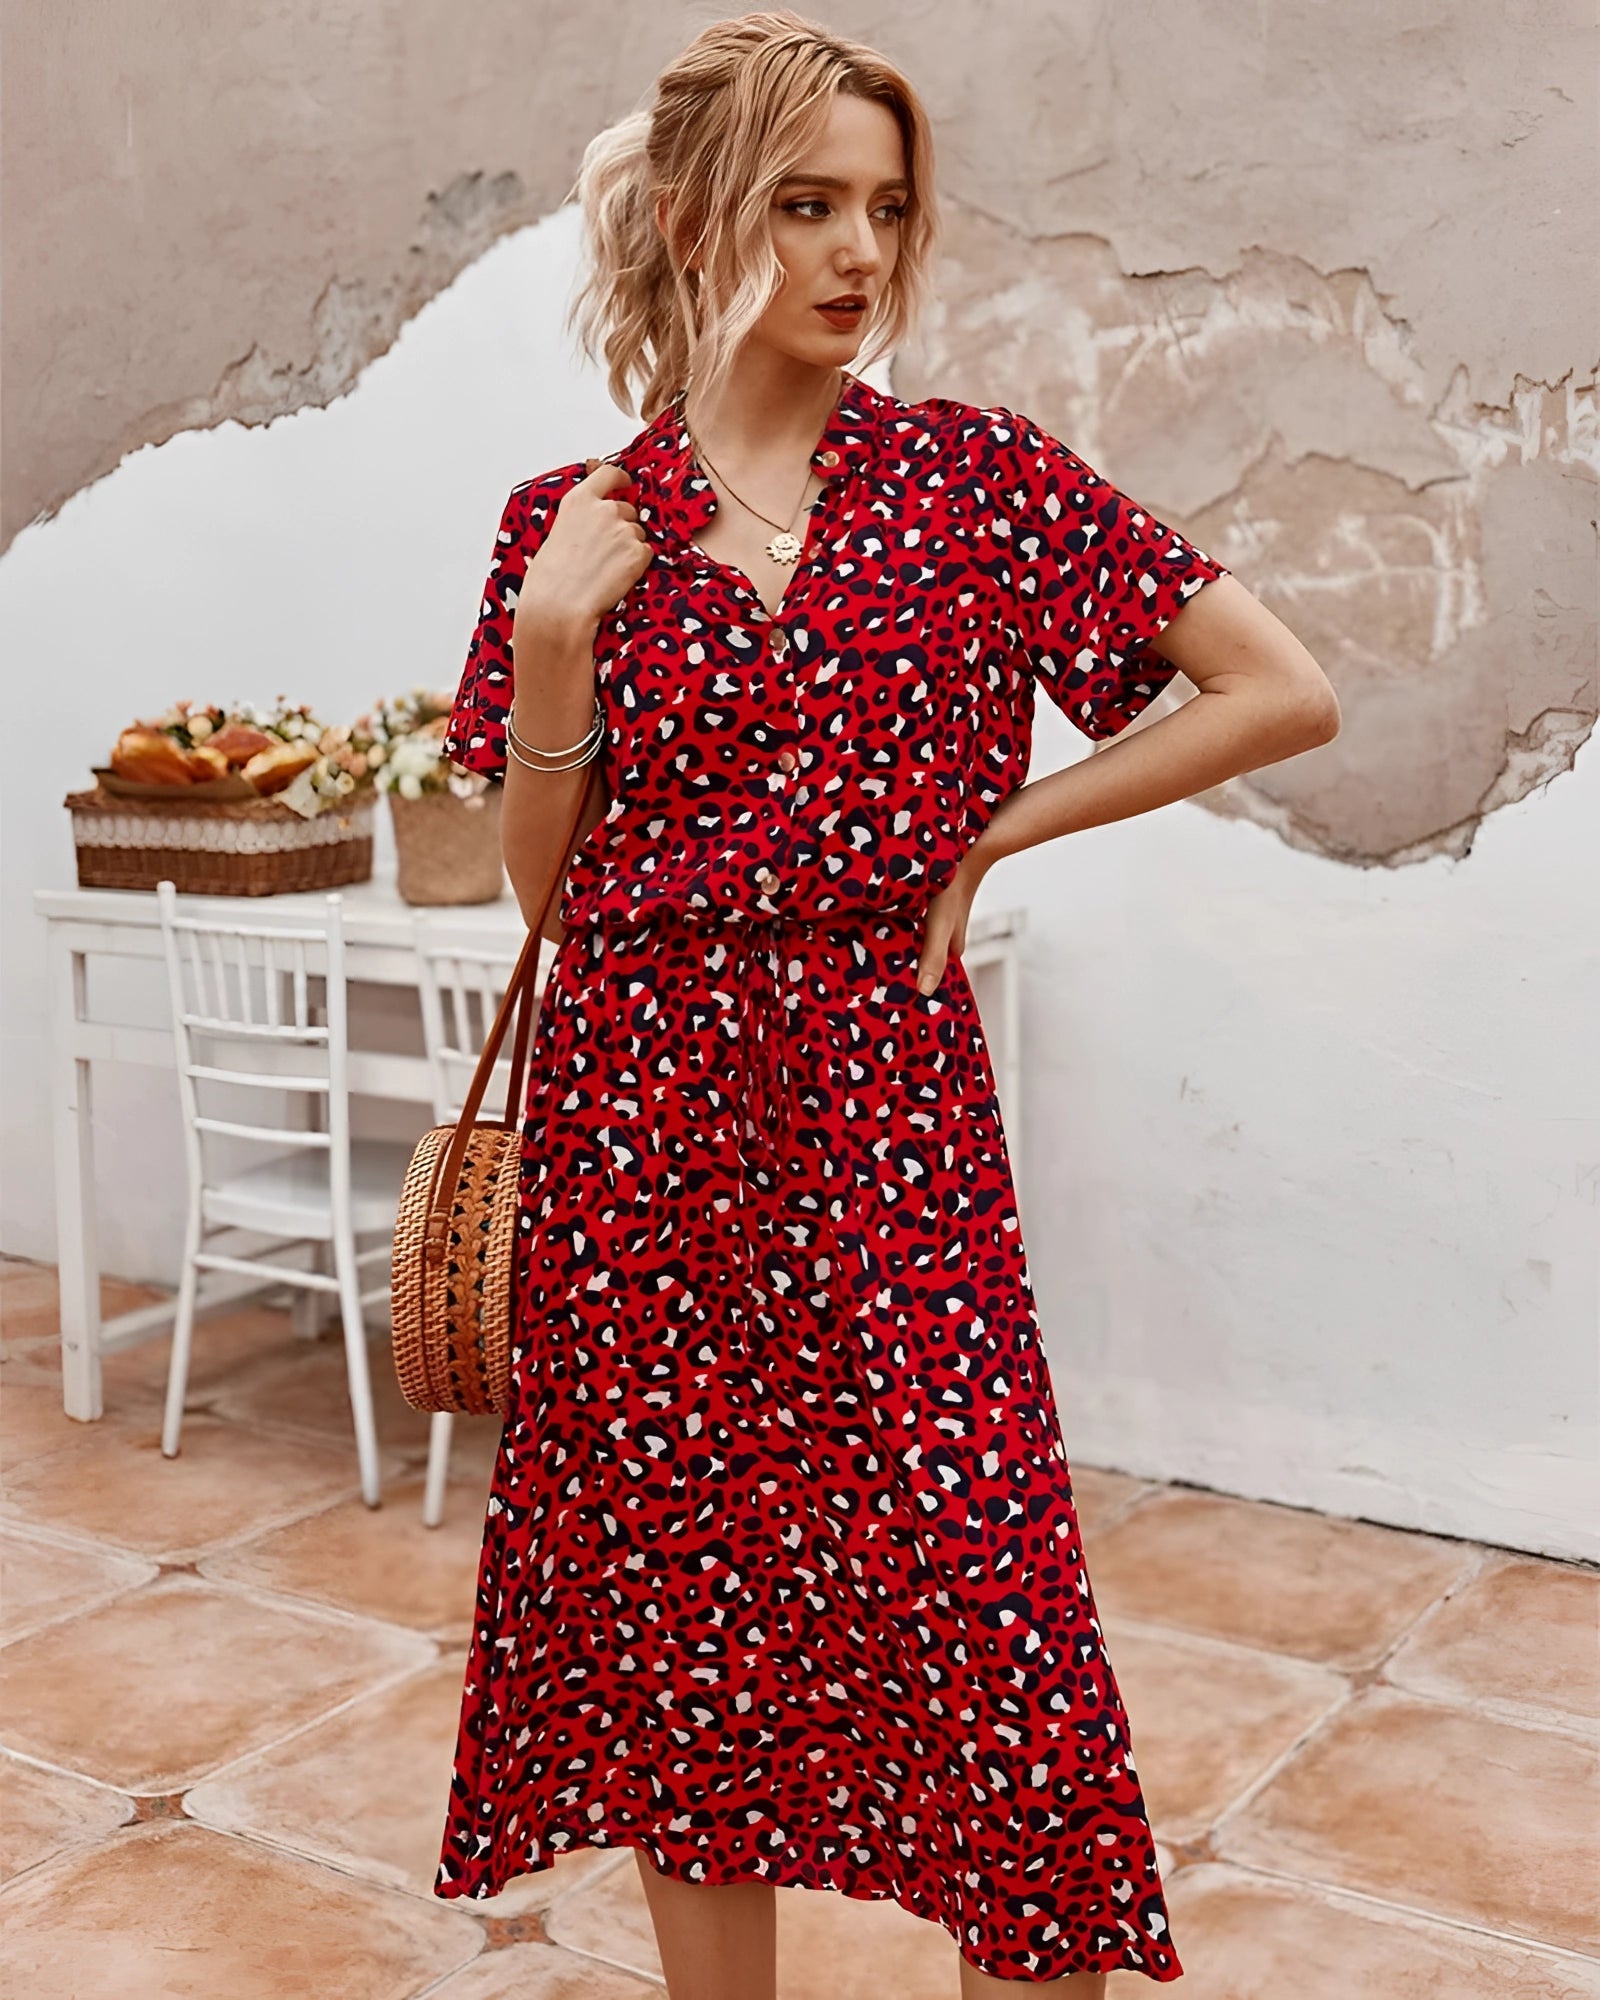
[501,895,543,1128]
[422,759,600,1260]
[500,939,536,1128]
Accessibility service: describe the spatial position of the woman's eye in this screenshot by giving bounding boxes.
[782,199,907,223]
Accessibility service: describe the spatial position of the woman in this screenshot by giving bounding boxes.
[434,12,1338,1996]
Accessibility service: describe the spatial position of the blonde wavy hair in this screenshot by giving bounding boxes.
[565,9,940,421]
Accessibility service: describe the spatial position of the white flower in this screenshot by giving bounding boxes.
[188,714,214,743]
[391,735,441,780]
[398,773,424,800]
[279,767,324,819]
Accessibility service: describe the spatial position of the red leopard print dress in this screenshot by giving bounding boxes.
[433,369,1228,1982]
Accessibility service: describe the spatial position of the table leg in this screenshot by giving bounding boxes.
[52,943,103,1420]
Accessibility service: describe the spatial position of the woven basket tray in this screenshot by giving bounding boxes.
[64,786,375,896]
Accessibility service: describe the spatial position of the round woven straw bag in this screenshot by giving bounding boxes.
[391,764,599,1417]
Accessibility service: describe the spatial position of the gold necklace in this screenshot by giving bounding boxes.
[682,370,842,567]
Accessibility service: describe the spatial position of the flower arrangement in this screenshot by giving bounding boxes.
[150,700,231,751]
[108,696,379,819]
[367,686,502,905]
[365,687,489,802]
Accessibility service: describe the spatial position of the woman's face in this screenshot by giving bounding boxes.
[758,91,909,368]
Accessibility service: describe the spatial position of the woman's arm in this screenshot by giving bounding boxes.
[913,573,1339,993]
[503,605,609,945]
[975,573,1339,870]
[500,459,653,945]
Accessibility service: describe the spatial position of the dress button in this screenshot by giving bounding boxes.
[756,869,781,894]
[817,449,840,468]
[769,627,789,660]
[776,748,798,774]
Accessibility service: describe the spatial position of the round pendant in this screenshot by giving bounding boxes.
[766,530,803,566]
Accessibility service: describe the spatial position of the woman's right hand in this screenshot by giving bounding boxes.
[516,458,654,640]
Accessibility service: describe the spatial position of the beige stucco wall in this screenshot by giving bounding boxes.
[4,0,1596,859]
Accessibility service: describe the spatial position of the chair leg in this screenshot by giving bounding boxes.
[161,1205,204,1458]
[292,1241,328,1340]
[332,1233,382,1508]
[423,1411,454,1527]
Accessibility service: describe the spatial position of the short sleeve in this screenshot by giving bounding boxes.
[442,468,583,778]
[984,407,1230,741]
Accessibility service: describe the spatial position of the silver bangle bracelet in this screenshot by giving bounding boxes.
[507,695,602,758]
[506,695,604,770]
[507,732,603,774]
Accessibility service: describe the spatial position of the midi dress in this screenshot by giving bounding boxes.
[433,369,1229,1983]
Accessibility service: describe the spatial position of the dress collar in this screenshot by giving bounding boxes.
[620,368,890,538]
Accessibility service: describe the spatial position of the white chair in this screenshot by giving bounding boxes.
[411,920,543,1527]
[156,882,412,1507]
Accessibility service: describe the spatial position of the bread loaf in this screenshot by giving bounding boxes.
[241,741,319,794]
[110,727,195,786]
[207,722,275,767]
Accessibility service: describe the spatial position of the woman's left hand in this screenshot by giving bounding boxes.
[915,844,994,995]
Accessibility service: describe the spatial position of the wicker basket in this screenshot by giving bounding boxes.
[388,788,505,906]
[65,786,375,896]
[391,1118,519,1415]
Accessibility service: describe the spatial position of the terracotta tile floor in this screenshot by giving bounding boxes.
[2,1254,1596,1999]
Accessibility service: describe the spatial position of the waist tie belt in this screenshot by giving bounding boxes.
[714,916,807,1351]
[724,915,799,1168]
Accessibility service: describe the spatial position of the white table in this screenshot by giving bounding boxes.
[35,873,1025,1420]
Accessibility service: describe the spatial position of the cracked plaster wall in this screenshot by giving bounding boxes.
[6,2,1597,864]
[6,1,1596,865]
[900,232,1598,863]
[6,3,1597,862]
